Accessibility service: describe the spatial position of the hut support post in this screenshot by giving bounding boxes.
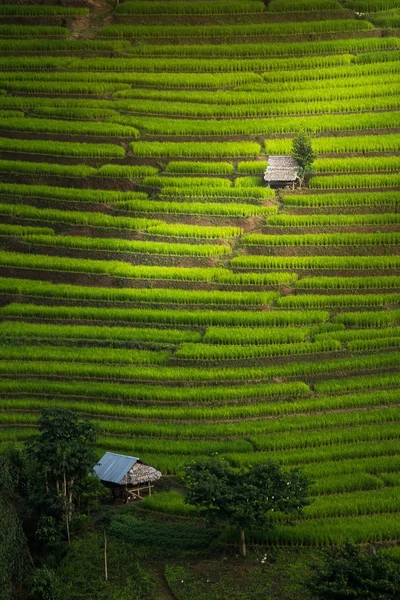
[104,529,108,582]
[148,481,152,496]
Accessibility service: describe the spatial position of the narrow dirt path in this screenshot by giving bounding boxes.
[69,0,115,39]
[152,566,179,600]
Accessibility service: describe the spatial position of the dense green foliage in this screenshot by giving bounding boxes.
[307,543,400,599]
[110,516,216,552]
[1,0,400,565]
[183,458,309,555]
[291,130,315,170]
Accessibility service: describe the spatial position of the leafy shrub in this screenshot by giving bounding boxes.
[110,516,215,552]
[307,543,400,599]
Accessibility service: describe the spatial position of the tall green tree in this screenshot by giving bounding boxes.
[308,543,400,599]
[183,458,309,557]
[291,129,316,187]
[25,408,97,544]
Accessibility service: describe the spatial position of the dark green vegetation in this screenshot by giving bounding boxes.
[4,413,399,600]
[1,0,400,596]
[26,408,97,545]
[308,543,400,599]
[183,458,310,557]
[0,410,159,600]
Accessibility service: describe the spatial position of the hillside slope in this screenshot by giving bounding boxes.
[0,0,400,546]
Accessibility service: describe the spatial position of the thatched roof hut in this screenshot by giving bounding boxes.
[94,452,162,501]
[264,155,299,189]
[120,461,161,487]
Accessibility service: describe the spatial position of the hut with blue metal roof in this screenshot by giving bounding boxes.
[94,451,162,502]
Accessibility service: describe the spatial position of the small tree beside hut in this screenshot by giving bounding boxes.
[291,128,316,188]
[183,457,310,557]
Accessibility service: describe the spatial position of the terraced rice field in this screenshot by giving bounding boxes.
[1,0,400,546]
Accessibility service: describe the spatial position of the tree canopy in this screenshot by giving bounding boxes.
[183,457,309,556]
[308,543,400,600]
[25,408,98,543]
[26,408,97,490]
[291,129,316,170]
